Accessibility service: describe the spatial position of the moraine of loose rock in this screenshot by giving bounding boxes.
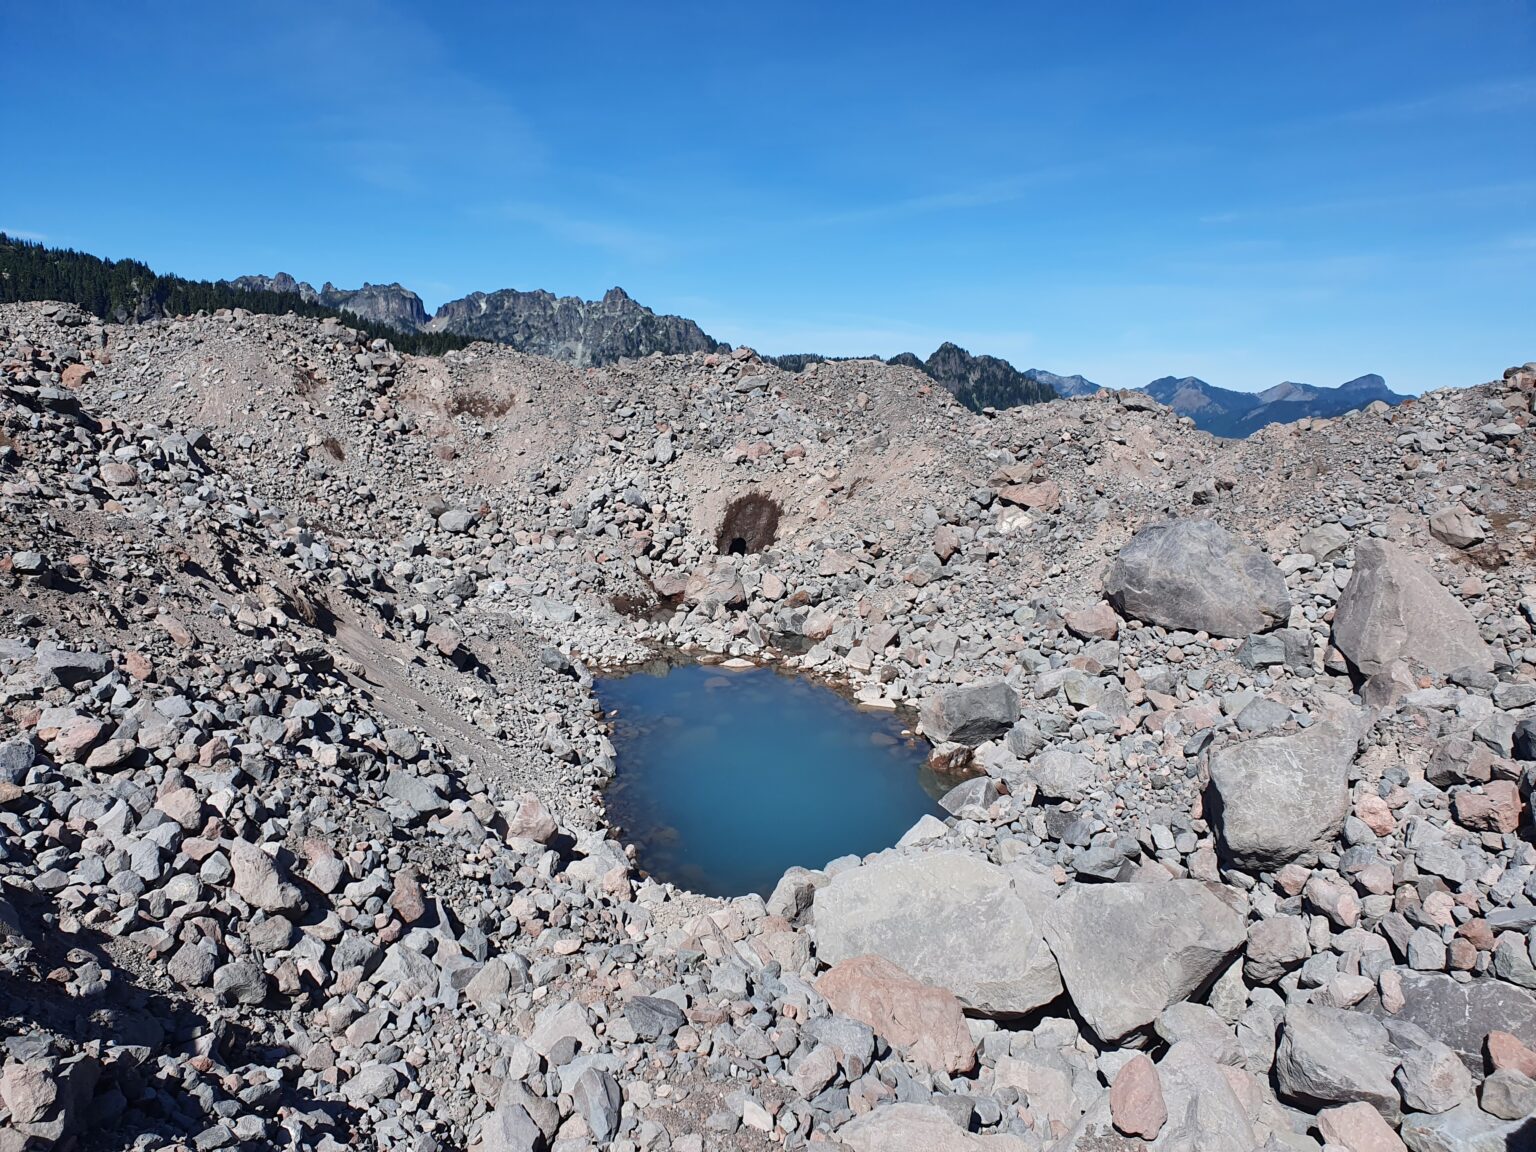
[0,300,1533,1152]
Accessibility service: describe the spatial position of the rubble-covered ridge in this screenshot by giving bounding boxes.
[1,297,1534,1151]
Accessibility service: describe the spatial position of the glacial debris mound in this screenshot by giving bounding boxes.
[1,297,1534,1151]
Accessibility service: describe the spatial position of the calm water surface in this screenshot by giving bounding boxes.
[595,663,942,897]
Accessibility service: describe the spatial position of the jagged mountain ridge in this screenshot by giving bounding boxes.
[225,268,1403,434]
[226,273,429,331]
[425,285,723,367]
[894,341,1058,410]
[228,274,723,368]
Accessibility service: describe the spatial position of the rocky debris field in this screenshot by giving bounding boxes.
[2,297,1535,1151]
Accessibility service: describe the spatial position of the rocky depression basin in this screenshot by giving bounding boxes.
[595,661,942,896]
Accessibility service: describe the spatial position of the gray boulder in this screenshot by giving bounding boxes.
[1394,1035,1475,1115]
[812,851,1062,1016]
[938,776,1002,814]
[1049,1040,1258,1151]
[1206,697,1368,870]
[438,508,476,533]
[1102,518,1291,638]
[228,839,303,914]
[918,679,1019,746]
[625,996,686,1040]
[32,646,111,687]
[1383,970,1536,1073]
[834,1102,1017,1151]
[1301,523,1351,563]
[1428,505,1485,550]
[477,1094,542,1152]
[1275,1002,1401,1123]
[1041,879,1246,1042]
[683,560,745,608]
[1331,540,1493,676]
[1019,748,1101,802]
[572,1067,621,1142]
[1399,1101,1533,1151]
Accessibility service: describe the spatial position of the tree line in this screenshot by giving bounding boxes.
[0,233,473,356]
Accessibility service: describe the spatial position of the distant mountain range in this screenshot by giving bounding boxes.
[1141,373,1407,437]
[226,271,1407,436]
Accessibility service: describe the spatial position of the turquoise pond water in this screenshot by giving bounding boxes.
[595,662,943,897]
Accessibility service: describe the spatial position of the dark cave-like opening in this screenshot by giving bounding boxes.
[715,493,781,556]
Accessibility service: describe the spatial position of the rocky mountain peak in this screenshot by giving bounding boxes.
[425,283,723,367]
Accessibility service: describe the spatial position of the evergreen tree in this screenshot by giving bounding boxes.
[0,233,473,356]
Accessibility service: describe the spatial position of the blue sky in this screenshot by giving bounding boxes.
[4,1,1533,393]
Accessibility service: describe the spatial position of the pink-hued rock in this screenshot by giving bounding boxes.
[815,954,977,1074]
[1109,1053,1166,1139]
[1488,1030,1536,1079]
[503,792,557,842]
[391,869,426,923]
[1452,781,1522,834]
[1305,875,1361,928]
[1064,601,1120,640]
[60,362,94,388]
[1355,793,1396,836]
[1317,1101,1407,1152]
[996,479,1061,510]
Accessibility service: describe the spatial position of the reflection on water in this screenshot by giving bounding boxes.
[596,663,941,897]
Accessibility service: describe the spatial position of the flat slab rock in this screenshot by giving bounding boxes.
[1377,970,1536,1073]
[1041,879,1246,1043]
[815,954,977,1074]
[811,851,1062,1017]
[833,1103,1033,1151]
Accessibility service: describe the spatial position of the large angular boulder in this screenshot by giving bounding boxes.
[812,852,1062,1016]
[918,679,1019,746]
[816,955,977,1074]
[1275,1003,1401,1123]
[229,839,303,914]
[1102,519,1291,638]
[683,560,746,608]
[1400,1101,1533,1150]
[1381,971,1536,1073]
[1428,505,1486,550]
[1206,697,1368,870]
[1330,541,1492,675]
[1041,879,1246,1042]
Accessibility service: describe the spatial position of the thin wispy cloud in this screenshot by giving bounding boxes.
[1193,180,1536,227]
[804,167,1083,229]
[498,202,672,263]
[0,228,46,241]
[228,2,545,196]
[1334,77,1536,124]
